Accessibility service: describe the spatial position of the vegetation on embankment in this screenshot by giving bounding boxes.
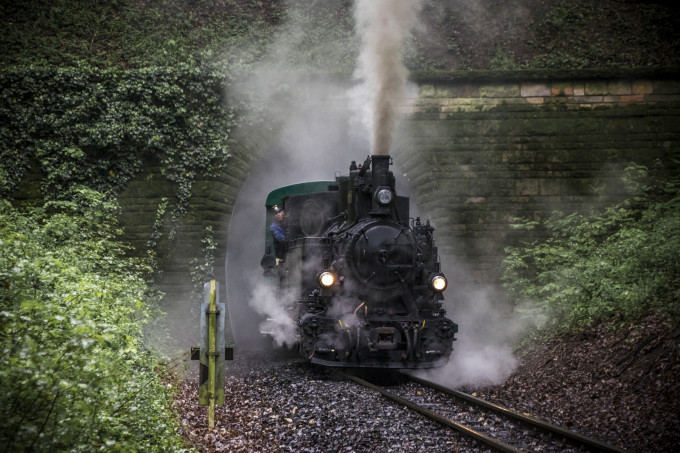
[0,188,187,451]
[502,164,680,330]
[1,0,678,72]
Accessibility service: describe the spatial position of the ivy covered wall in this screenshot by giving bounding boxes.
[1,65,242,309]
[394,69,680,286]
[4,67,680,308]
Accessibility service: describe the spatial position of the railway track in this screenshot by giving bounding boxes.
[340,371,629,453]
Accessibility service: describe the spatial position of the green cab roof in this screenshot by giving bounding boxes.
[265,181,336,208]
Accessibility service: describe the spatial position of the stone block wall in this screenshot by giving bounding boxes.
[116,149,255,311]
[117,168,177,253]
[393,73,680,286]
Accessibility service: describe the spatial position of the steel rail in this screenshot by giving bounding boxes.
[401,371,629,453]
[341,373,523,453]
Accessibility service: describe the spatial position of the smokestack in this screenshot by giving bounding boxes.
[371,154,390,187]
[371,154,392,216]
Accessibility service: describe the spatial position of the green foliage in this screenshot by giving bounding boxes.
[0,188,188,452]
[529,0,680,69]
[2,0,679,72]
[502,164,680,330]
[0,64,233,246]
[190,226,217,300]
[0,0,281,69]
[489,45,519,71]
[529,49,590,70]
[0,0,358,72]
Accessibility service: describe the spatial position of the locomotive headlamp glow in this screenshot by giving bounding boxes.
[318,271,335,288]
[429,274,448,292]
[376,188,393,206]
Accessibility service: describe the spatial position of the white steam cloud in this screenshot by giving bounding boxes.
[248,278,298,348]
[351,0,424,155]
[438,286,520,387]
[420,282,548,388]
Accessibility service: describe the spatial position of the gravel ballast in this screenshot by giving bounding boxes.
[173,315,679,452]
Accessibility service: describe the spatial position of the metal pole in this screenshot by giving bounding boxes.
[208,279,217,429]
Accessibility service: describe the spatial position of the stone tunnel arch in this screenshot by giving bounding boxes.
[112,70,680,349]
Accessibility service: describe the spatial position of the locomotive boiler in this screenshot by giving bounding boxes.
[261,155,457,369]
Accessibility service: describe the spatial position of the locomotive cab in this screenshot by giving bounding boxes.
[260,181,336,276]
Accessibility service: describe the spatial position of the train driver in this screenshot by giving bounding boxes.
[270,205,286,264]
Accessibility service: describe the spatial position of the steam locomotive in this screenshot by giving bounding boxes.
[260,155,457,369]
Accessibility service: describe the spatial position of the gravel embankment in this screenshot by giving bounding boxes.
[175,350,488,452]
[173,316,679,452]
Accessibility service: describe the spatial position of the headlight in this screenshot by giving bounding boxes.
[376,188,393,205]
[319,271,335,287]
[429,274,447,292]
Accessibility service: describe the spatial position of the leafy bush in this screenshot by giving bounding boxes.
[0,188,188,452]
[502,165,680,330]
[2,0,679,71]
[0,0,281,69]
[528,1,680,69]
[0,65,233,201]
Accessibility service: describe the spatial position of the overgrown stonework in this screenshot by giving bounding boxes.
[393,69,680,290]
[125,69,680,328]
[2,66,249,326]
[115,149,258,314]
[10,70,680,313]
